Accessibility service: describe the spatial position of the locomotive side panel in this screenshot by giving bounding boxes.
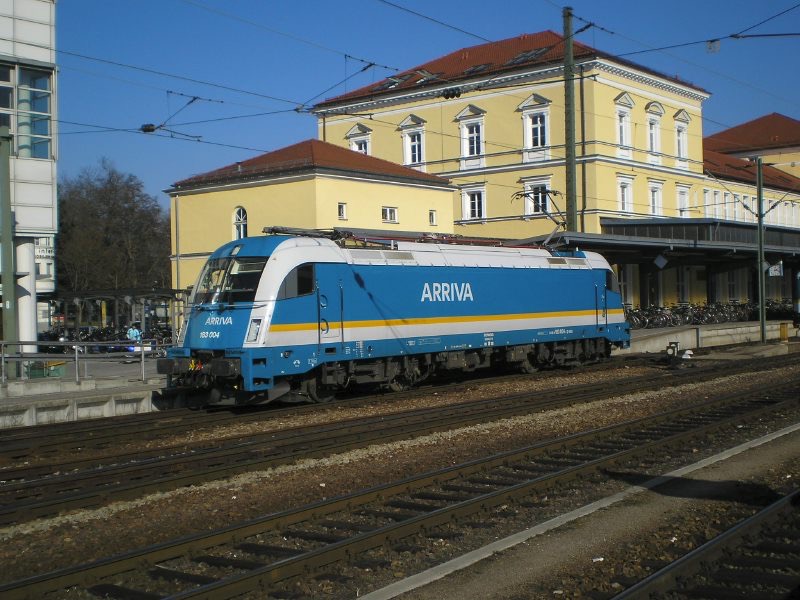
[159,235,630,405]
[266,259,627,380]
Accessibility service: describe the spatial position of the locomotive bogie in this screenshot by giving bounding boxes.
[158,235,630,405]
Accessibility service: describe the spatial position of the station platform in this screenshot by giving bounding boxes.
[617,320,797,356]
[0,321,797,429]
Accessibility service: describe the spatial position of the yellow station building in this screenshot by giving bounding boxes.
[312,31,800,310]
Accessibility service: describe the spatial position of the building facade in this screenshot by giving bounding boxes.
[313,31,800,311]
[167,139,455,291]
[0,0,57,340]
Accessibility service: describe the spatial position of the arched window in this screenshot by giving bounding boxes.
[233,207,248,239]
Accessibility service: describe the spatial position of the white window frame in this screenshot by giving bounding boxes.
[399,114,426,169]
[403,129,424,166]
[233,207,248,240]
[523,177,551,217]
[381,206,398,223]
[337,202,347,220]
[522,108,549,162]
[673,111,690,170]
[346,123,372,156]
[703,189,711,218]
[352,137,369,155]
[456,105,486,170]
[461,186,486,220]
[647,117,661,164]
[723,192,731,220]
[616,108,632,159]
[0,65,54,159]
[713,190,721,219]
[675,124,688,168]
[676,185,690,218]
[618,175,634,213]
[644,102,664,165]
[648,181,663,216]
[429,209,437,226]
[460,119,484,169]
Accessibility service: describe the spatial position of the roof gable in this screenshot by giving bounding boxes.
[705,113,800,153]
[704,148,800,193]
[171,139,451,190]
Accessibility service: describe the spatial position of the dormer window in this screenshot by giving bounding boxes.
[373,74,411,91]
[415,70,441,85]
[506,48,547,66]
[463,63,491,76]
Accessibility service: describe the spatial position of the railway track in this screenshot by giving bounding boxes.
[0,357,650,467]
[1,375,797,599]
[614,489,800,599]
[1,356,794,527]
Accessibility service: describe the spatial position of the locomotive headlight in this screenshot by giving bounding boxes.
[245,318,262,343]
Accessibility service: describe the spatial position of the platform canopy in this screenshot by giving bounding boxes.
[516,218,800,271]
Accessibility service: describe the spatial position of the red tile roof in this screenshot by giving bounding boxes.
[315,30,707,108]
[704,148,800,193]
[172,139,452,190]
[705,113,800,154]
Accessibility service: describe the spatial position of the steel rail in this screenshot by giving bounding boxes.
[0,372,678,525]
[0,357,650,460]
[0,357,781,526]
[613,488,800,599]
[0,354,759,462]
[2,352,782,478]
[1,381,796,599]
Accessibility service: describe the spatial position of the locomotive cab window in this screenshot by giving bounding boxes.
[192,256,268,304]
[278,264,315,299]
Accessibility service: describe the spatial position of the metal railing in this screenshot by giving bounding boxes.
[0,339,170,386]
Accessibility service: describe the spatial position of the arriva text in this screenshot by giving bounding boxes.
[421,282,474,302]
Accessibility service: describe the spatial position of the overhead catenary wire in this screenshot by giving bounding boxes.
[374,0,491,42]
[177,0,400,72]
[55,47,305,106]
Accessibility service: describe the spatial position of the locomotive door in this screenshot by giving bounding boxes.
[317,280,343,346]
[595,281,608,327]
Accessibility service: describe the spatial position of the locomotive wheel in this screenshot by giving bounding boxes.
[302,372,335,403]
[388,376,411,392]
[388,362,432,392]
[519,356,538,374]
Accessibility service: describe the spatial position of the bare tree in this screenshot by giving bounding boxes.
[57,159,170,293]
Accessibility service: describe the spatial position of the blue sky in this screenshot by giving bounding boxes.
[56,1,800,205]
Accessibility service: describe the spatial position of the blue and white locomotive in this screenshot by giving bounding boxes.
[157,231,630,405]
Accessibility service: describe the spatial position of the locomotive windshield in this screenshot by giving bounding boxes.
[192,256,268,304]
